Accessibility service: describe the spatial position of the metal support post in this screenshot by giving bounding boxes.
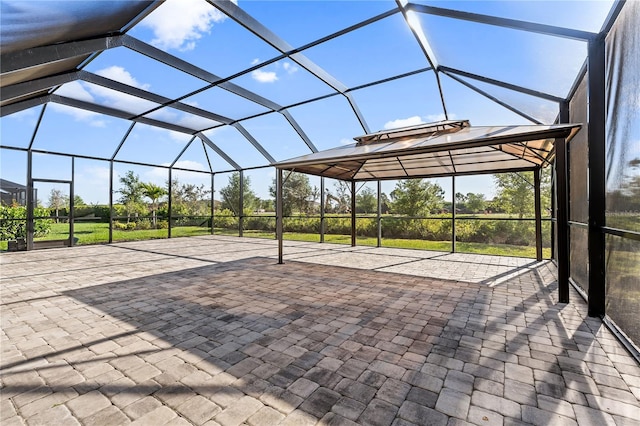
[556,101,570,303]
[320,177,325,243]
[534,168,543,261]
[239,170,244,237]
[276,169,284,264]
[211,173,216,235]
[26,150,34,250]
[70,157,75,247]
[168,168,172,238]
[551,163,556,260]
[109,161,113,244]
[451,176,456,253]
[351,180,356,247]
[377,180,382,247]
[587,35,606,317]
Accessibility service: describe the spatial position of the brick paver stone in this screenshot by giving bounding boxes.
[1,238,638,426]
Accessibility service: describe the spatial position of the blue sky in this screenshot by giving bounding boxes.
[0,0,616,206]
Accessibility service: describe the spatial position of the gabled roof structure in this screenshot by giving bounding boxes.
[274,120,581,180]
[0,0,615,174]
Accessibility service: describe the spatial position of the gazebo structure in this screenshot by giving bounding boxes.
[0,1,638,424]
[274,120,580,264]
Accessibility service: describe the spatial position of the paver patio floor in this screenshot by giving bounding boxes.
[1,236,639,425]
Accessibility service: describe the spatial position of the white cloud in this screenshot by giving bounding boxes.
[53,68,156,119]
[49,103,107,128]
[173,160,206,171]
[282,62,299,74]
[95,66,150,90]
[139,0,229,51]
[55,81,95,103]
[74,166,111,204]
[251,58,261,66]
[251,69,278,83]
[383,116,424,130]
[339,138,355,146]
[89,67,157,114]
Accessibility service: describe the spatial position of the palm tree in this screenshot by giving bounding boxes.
[140,183,167,226]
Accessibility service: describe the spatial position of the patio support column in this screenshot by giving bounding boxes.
[351,181,356,247]
[377,180,382,247]
[556,101,570,303]
[320,177,325,243]
[70,157,75,247]
[534,168,543,261]
[451,176,456,253]
[26,150,34,251]
[109,160,114,244]
[587,34,606,317]
[239,170,244,237]
[276,168,284,264]
[211,173,216,235]
[168,168,172,239]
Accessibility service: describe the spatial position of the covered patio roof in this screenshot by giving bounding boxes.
[274,120,581,181]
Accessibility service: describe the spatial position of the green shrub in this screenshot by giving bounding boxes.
[213,209,238,230]
[137,219,151,230]
[157,220,169,229]
[113,221,128,231]
[126,222,137,231]
[0,205,52,240]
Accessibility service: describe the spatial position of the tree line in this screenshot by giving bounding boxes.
[34,168,552,222]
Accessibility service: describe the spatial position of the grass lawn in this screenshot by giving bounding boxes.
[1,221,550,258]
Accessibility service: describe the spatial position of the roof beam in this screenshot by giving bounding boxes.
[198,132,241,170]
[207,0,373,132]
[208,1,347,92]
[231,123,277,164]
[1,71,79,104]
[281,110,318,153]
[50,94,198,134]
[1,36,124,75]
[407,3,597,41]
[170,136,197,168]
[441,70,543,124]
[121,35,283,113]
[209,0,376,139]
[121,35,221,85]
[0,94,51,117]
[78,70,233,125]
[395,0,449,120]
[439,66,565,103]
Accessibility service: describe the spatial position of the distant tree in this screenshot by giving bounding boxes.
[607,157,640,214]
[454,192,467,212]
[465,192,486,214]
[48,189,69,222]
[269,172,315,216]
[118,171,144,222]
[258,198,274,212]
[73,195,85,206]
[141,182,167,225]
[170,178,211,216]
[492,171,550,218]
[390,179,444,216]
[219,172,257,215]
[356,187,377,213]
[380,192,392,214]
[331,181,352,213]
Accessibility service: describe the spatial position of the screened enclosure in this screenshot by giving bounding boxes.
[1,0,638,356]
